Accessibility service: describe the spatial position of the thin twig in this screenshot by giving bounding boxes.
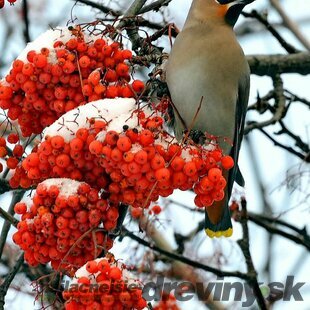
[122,227,249,280]
[245,74,286,134]
[248,214,310,251]
[0,254,24,309]
[237,199,267,310]
[0,206,19,228]
[259,128,308,161]
[139,0,172,14]
[270,0,310,51]
[22,0,31,43]
[167,198,310,249]
[0,179,11,195]
[242,10,299,54]
[0,191,25,258]
[74,0,121,16]
[277,120,310,154]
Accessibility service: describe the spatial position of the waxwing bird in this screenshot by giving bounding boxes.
[166,0,253,237]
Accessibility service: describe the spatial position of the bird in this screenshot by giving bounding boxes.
[165,0,253,237]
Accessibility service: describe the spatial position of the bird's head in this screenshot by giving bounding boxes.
[184,0,254,31]
[216,0,255,26]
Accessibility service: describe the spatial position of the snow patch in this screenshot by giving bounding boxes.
[43,98,137,142]
[181,148,193,162]
[20,195,34,211]
[72,257,142,288]
[16,27,113,64]
[40,178,81,197]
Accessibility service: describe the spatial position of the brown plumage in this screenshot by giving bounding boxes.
[166,0,252,237]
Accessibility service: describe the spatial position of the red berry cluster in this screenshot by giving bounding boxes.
[12,179,115,274]
[10,118,112,189]
[0,27,144,136]
[18,104,234,211]
[194,155,234,208]
[63,256,147,310]
[90,114,234,209]
[130,204,162,220]
[153,293,180,310]
[0,0,17,9]
[0,134,25,174]
[11,97,234,212]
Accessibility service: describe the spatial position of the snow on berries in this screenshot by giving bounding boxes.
[10,98,136,189]
[15,97,234,210]
[0,26,144,136]
[12,178,115,274]
[62,255,147,310]
[88,104,234,210]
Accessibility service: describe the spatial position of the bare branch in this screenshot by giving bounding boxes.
[247,52,310,76]
[122,227,248,280]
[74,0,121,16]
[248,213,310,251]
[0,206,19,228]
[245,74,286,134]
[237,199,267,310]
[270,0,310,51]
[242,10,299,54]
[258,128,309,161]
[139,0,172,14]
[0,254,24,309]
[0,179,11,195]
[0,191,24,258]
[277,120,310,154]
[22,0,31,43]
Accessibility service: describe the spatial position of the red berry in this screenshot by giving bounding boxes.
[14,202,27,214]
[221,155,234,170]
[109,267,122,280]
[208,167,222,182]
[86,260,99,273]
[132,80,145,93]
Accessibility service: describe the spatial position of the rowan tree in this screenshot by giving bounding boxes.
[0,1,309,309]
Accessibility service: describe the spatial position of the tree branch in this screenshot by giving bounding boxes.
[258,128,309,161]
[242,10,299,54]
[135,215,224,309]
[237,199,267,310]
[0,179,11,195]
[248,213,310,251]
[0,191,24,258]
[0,254,24,309]
[139,0,172,14]
[0,206,18,228]
[270,0,310,51]
[245,74,286,134]
[121,227,248,280]
[22,0,31,43]
[74,0,121,16]
[247,52,310,76]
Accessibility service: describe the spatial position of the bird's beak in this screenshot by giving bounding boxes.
[217,0,254,5]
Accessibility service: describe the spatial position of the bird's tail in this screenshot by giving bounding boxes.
[205,205,233,238]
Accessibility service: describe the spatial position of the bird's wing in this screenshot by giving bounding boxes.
[205,72,249,238]
[227,72,250,195]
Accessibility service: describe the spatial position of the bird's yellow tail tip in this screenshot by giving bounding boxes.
[205,227,233,238]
